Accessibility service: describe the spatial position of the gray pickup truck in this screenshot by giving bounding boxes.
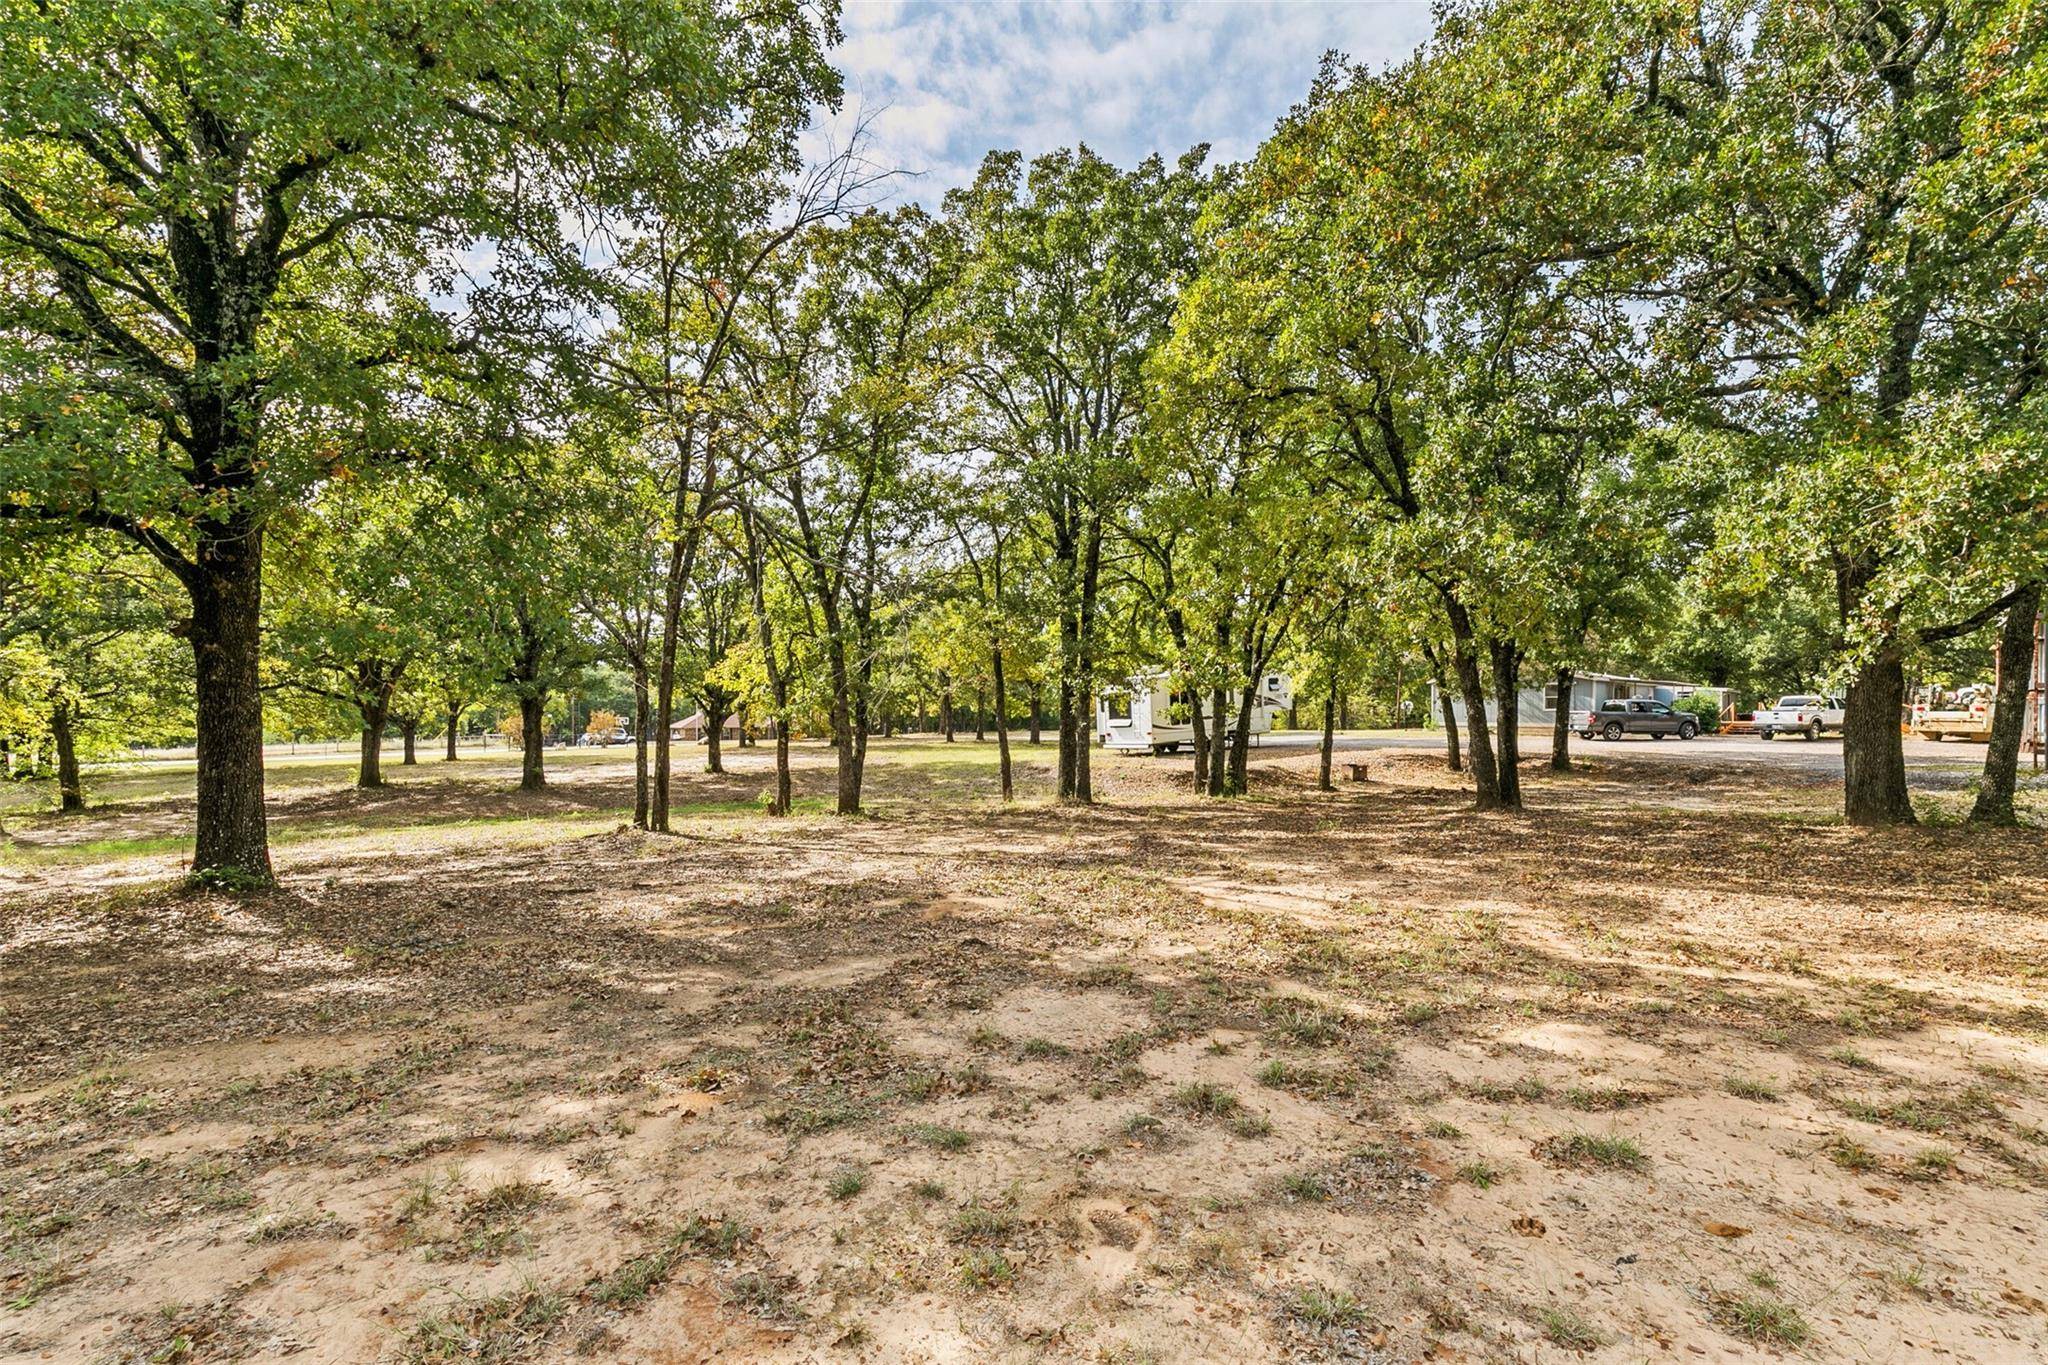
[1579,698,1700,741]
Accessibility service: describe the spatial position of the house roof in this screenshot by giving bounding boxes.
[1573,672,1730,692]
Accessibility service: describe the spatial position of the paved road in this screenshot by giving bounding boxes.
[1237,728,2008,780]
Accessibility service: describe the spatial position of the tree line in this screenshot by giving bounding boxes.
[3,0,2043,883]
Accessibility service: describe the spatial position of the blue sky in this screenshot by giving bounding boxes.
[810,0,1437,203]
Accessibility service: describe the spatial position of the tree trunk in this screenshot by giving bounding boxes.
[1074,519,1102,804]
[188,537,274,883]
[653,592,677,828]
[1551,666,1574,772]
[1971,583,2040,826]
[357,704,388,789]
[1489,639,1523,810]
[400,718,418,766]
[1226,684,1255,796]
[826,630,862,816]
[519,694,546,791]
[1842,648,1913,825]
[739,503,790,817]
[1319,690,1336,792]
[705,694,727,774]
[652,421,713,834]
[839,685,870,815]
[992,645,1013,801]
[1057,675,1078,799]
[774,717,792,816]
[1437,683,1462,772]
[632,671,651,828]
[50,700,84,814]
[1028,683,1043,745]
[941,677,955,742]
[444,702,463,761]
[1338,690,1350,730]
[1207,685,1229,797]
[974,686,986,742]
[1445,602,1501,808]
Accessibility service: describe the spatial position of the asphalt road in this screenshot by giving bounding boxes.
[1237,727,2006,780]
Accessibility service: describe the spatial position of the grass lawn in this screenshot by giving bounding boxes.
[3,737,2045,1361]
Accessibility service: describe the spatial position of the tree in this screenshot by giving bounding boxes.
[593,125,876,833]
[728,499,818,816]
[1138,347,1335,796]
[682,542,750,774]
[574,433,669,825]
[1638,0,2048,823]
[947,145,1213,804]
[0,539,183,812]
[1971,584,2042,824]
[0,0,838,881]
[728,209,950,815]
[266,482,446,789]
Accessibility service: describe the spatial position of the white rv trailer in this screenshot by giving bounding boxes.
[1097,671,1294,755]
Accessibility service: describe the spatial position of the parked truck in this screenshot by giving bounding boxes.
[1755,694,1844,741]
[1910,684,1994,742]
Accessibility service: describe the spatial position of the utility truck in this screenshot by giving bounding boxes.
[1097,672,1293,755]
[1910,684,1994,742]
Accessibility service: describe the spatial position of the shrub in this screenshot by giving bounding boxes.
[1672,691,1723,732]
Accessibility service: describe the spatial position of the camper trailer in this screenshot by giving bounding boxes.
[1097,671,1294,755]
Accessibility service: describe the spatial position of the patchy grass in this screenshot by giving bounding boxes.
[1562,1084,1645,1112]
[1255,1058,1355,1099]
[1263,998,1349,1047]
[404,1282,566,1363]
[1909,1146,1958,1180]
[947,1205,1017,1244]
[1540,1304,1606,1351]
[1287,1284,1367,1330]
[905,1123,972,1152]
[1172,1081,1242,1117]
[1724,1074,1782,1102]
[1712,1293,1810,1346]
[1468,1075,1549,1103]
[1541,1133,1649,1172]
[1278,1172,1330,1203]
[7,738,2047,1361]
[955,1248,1016,1291]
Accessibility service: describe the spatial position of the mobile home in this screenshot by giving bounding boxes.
[1433,671,1732,729]
[1097,671,1294,754]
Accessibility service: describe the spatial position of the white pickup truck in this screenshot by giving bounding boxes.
[1755,694,1844,741]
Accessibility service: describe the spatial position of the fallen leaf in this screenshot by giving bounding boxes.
[2002,1284,2047,1315]
[1865,1185,1902,1201]
[1702,1221,1750,1238]
[1512,1215,1545,1237]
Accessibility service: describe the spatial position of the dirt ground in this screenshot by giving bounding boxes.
[3,737,2046,1363]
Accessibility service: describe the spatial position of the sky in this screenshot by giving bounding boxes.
[808,0,1437,204]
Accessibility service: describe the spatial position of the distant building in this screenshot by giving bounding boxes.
[671,710,776,742]
[1432,671,1732,728]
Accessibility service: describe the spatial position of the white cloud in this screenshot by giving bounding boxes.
[809,0,1435,204]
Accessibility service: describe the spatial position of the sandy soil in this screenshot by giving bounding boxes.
[2,739,2046,1363]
